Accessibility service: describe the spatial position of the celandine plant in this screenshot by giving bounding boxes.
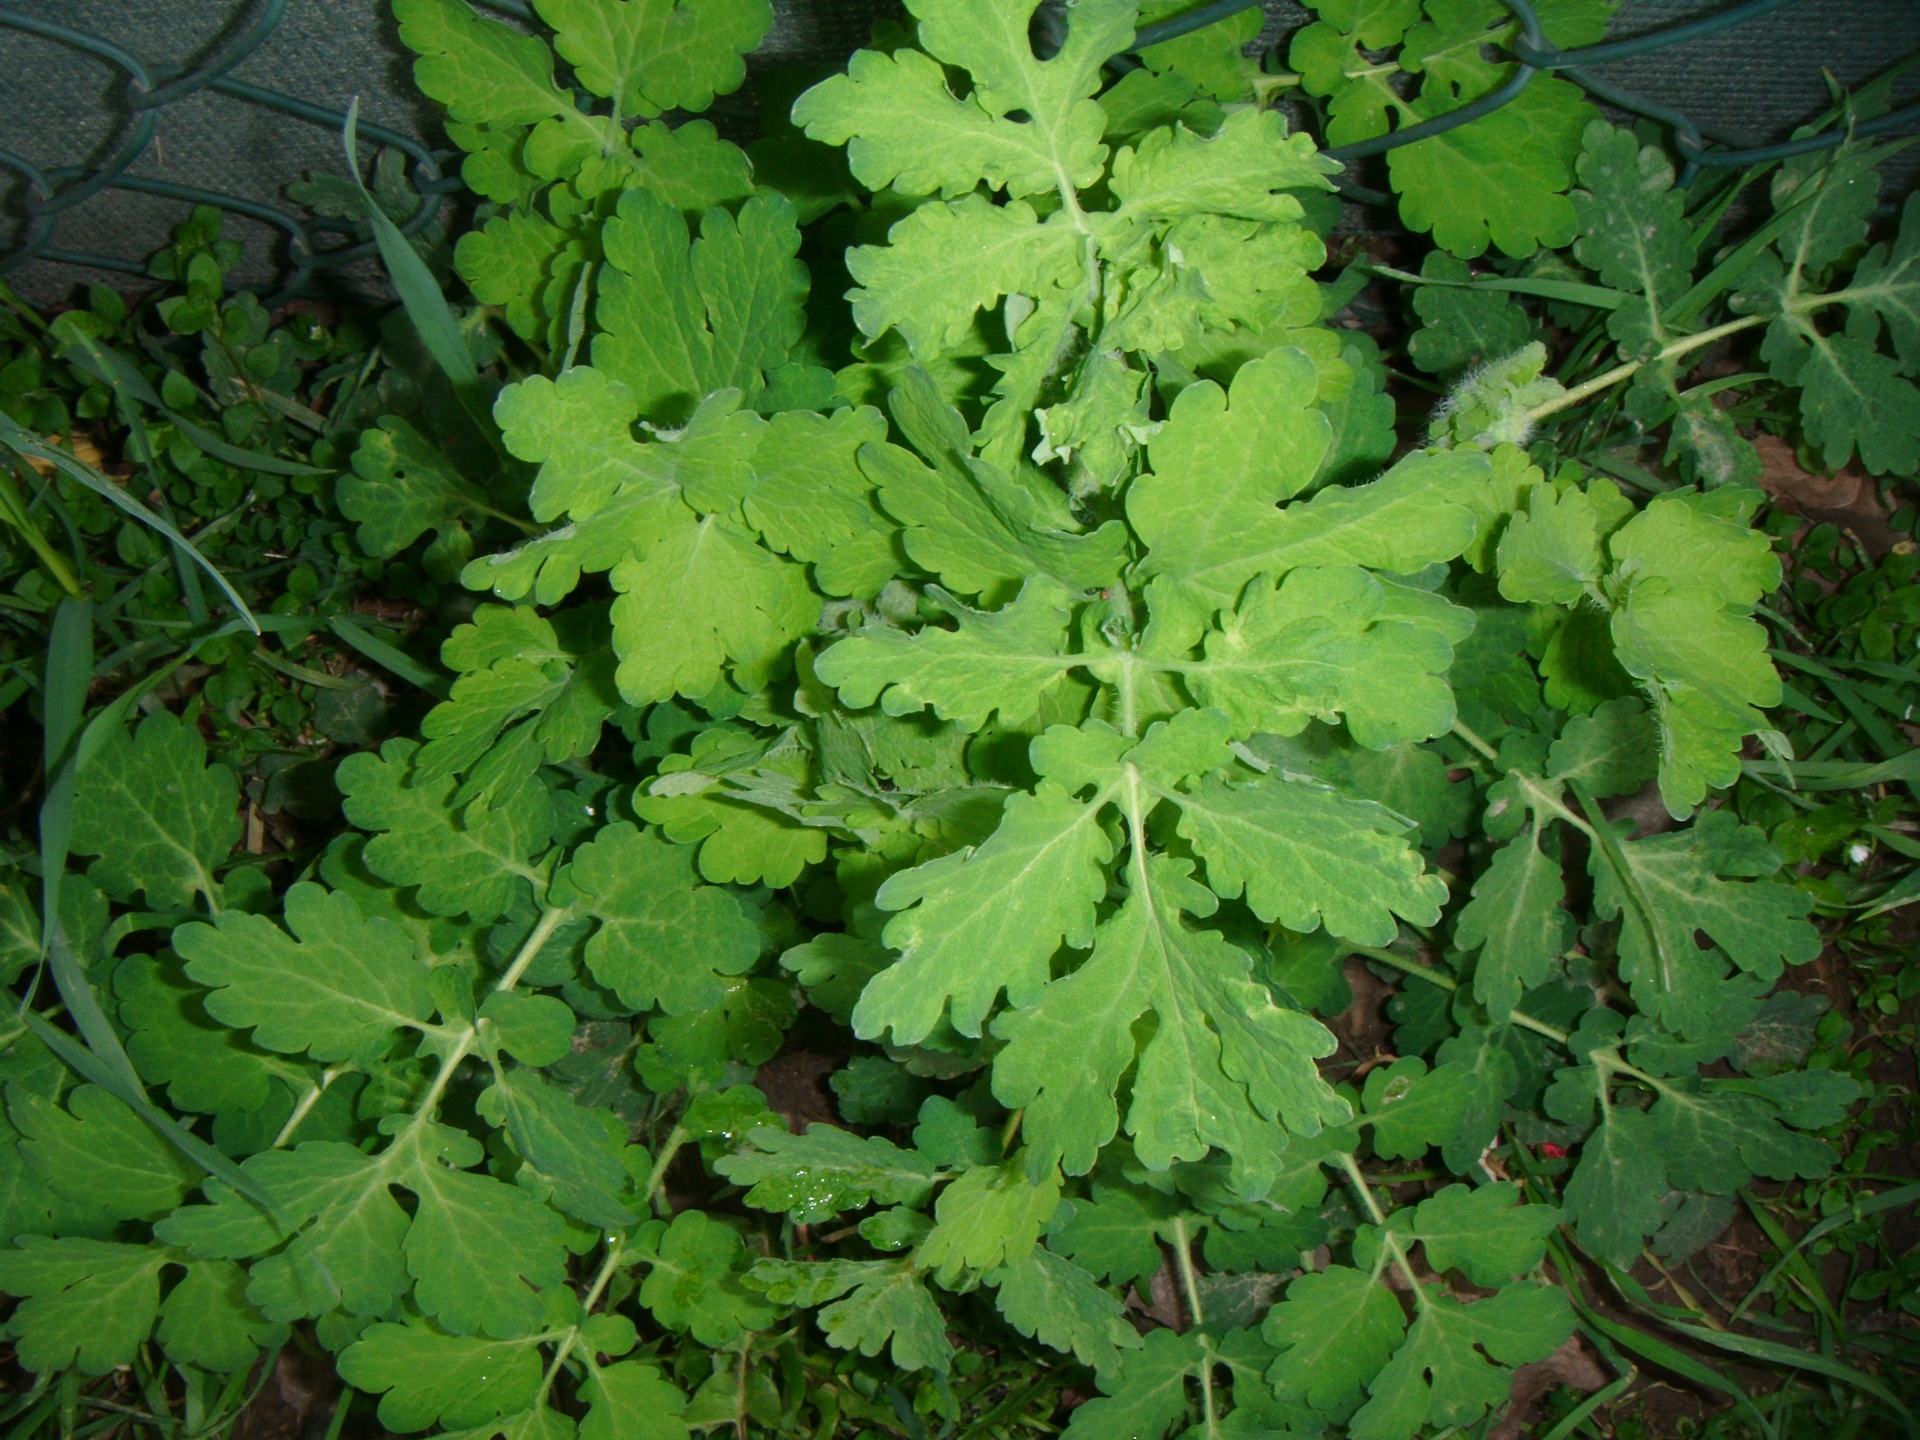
[0,2,1888,1438]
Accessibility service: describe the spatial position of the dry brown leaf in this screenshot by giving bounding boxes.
[1753,434,1884,520]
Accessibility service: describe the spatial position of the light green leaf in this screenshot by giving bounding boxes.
[1590,809,1819,1037]
[991,1246,1141,1380]
[1407,251,1536,377]
[1110,107,1334,222]
[1134,0,1263,99]
[155,1258,283,1372]
[0,1237,167,1374]
[341,1317,546,1432]
[993,856,1345,1194]
[858,780,1114,1044]
[1126,348,1331,584]
[608,512,815,705]
[1558,1104,1668,1268]
[1183,565,1471,748]
[593,188,806,419]
[747,1258,952,1372]
[1570,122,1693,338]
[1453,822,1569,1021]
[740,407,890,561]
[920,1160,1061,1285]
[1360,1057,1481,1161]
[496,369,761,528]
[341,416,490,564]
[634,785,829,888]
[1652,1082,1841,1195]
[580,1360,691,1440]
[1387,78,1592,259]
[532,0,769,118]
[397,1130,571,1338]
[420,605,618,783]
[562,822,760,1015]
[1142,445,1493,604]
[634,1209,779,1345]
[478,992,574,1067]
[173,883,432,1066]
[397,0,605,182]
[862,434,1128,598]
[1061,1325,1204,1440]
[9,1085,200,1223]
[1611,580,1781,817]
[155,1142,409,1322]
[1347,1284,1574,1440]
[845,196,1083,357]
[817,578,1077,731]
[1170,773,1446,947]
[70,711,239,909]
[338,740,552,921]
[114,955,289,1118]
[457,208,572,343]
[1607,492,1780,612]
[795,0,1128,203]
[480,1070,635,1229]
[1430,340,1564,449]
[1544,695,1658,799]
[1047,1183,1181,1286]
[1495,483,1602,605]
[1408,1183,1559,1285]
[717,1125,938,1222]
[1263,1265,1404,1418]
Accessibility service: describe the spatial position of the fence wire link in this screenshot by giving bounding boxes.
[2,0,1917,297]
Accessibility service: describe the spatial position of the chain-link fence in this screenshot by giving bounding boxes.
[2,0,1916,305]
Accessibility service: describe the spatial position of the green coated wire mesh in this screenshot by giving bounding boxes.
[1,0,1915,305]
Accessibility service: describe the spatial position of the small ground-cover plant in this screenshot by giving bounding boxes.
[0,2,1915,1439]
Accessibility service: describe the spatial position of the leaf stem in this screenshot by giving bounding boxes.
[1334,1152,1429,1310]
[1564,778,1679,997]
[1449,719,1500,764]
[645,1123,688,1219]
[1523,314,1766,425]
[1334,1151,1386,1225]
[406,903,571,1126]
[535,1233,631,1407]
[271,1067,341,1149]
[1170,1215,1205,1329]
[1351,944,1572,1046]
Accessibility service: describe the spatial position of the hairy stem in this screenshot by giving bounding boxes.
[1524,314,1766,424]
[1449,719,1500,764]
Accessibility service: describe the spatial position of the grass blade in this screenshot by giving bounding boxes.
[0,416,259,633]
[1537,1365,1636,1440]
[22,1012,303,1235]
[1551,1240,1776,1440]
[162,409,334,478]
[35,598,91,960]
[1730,1183,1920,1324]
[1659,1316,1918,1433]
[342,98,495,443]
[330,616,451,699]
